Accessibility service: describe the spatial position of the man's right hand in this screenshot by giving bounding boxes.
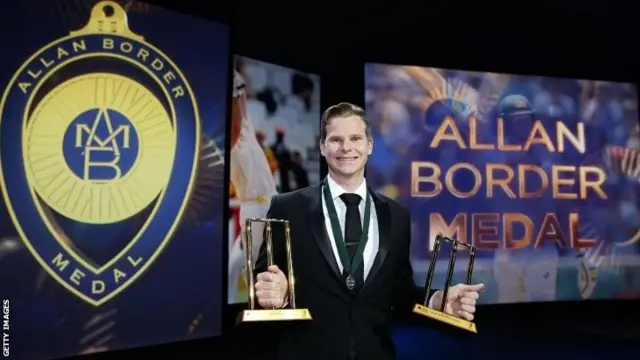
[255,265,288,308]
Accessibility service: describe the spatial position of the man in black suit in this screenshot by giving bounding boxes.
[254,102,484,360]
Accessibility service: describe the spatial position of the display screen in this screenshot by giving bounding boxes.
[0,1,229,358]
[365,62,640,303]
[227,55,321,304]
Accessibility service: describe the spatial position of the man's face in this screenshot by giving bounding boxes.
[320,115,372,178]
[507,113,534,141]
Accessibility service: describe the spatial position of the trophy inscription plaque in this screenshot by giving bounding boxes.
[238,218,312,322]
[412,234,477,333]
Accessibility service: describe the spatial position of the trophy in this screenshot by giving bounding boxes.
[238,218,312,322]
[412,234,478,333]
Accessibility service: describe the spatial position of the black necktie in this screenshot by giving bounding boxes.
[339,193,364,290]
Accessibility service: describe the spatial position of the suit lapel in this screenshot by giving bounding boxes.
[306,185,342,281]
[362,189,391,291]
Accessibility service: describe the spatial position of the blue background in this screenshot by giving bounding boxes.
[364,63,640,304]
[0,1,229,359]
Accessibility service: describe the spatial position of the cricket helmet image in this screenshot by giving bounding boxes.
[498,94,535,118]
[577,248,600,299]
[498,94,535,141]
[423,84,479,137]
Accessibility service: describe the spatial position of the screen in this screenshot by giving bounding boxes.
[0,1,229,358]
[365,63,640,304]
[227,56,321,304]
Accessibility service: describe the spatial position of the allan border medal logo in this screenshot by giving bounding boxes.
[0,1,200,306]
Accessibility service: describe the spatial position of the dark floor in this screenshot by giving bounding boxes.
[75,317,639,360]
[392,325,637,360]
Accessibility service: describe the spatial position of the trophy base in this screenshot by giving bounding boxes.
[238,308,312,323]
[412,304,477,333]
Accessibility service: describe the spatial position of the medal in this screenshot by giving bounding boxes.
[322,178,372,293]
[345,274,356,290]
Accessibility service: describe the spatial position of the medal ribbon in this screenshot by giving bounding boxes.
[322,178,372,280]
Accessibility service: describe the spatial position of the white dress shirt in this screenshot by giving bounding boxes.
[322,175,378,279]
[320,175,438,308]
[280,176,439,309]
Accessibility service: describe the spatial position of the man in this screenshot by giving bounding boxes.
[228,130,279,206]
[256,130,280,174]
[490,94,561,303]
[253,102,484,360]
[290,150,310,190]
[271,127,293,193]
[227,70,278,303]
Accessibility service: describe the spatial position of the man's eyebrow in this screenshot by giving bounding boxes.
[328,133,365,138]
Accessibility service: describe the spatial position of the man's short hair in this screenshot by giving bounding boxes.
[320,102,371,142]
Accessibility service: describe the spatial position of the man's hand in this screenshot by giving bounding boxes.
[433,283,484,321]
[255,265,288,308]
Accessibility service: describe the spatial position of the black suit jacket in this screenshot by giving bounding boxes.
[254,183,434,360]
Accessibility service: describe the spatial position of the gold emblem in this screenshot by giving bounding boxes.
[0,1,201,306]
[24,73,175,224]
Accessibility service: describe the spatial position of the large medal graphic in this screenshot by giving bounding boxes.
[0,1,200,306]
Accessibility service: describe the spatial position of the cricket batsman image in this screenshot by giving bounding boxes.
[489,94,562,303]
[227,70,278,303]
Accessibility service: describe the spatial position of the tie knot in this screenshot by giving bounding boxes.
[340,193,361,206]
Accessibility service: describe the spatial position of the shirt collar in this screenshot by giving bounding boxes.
[326,175,368,202]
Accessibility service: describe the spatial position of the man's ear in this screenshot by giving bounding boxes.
[319,140,326,157]
[367,136,373,155]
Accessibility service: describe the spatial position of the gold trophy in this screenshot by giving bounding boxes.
[238,218,312,322]
[412,234,478,333]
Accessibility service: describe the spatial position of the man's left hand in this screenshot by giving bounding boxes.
[433,283,485,321]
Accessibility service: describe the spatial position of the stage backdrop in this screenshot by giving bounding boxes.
[227,56,321,304]
[365,63,640,304]
[0,1,228,358]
